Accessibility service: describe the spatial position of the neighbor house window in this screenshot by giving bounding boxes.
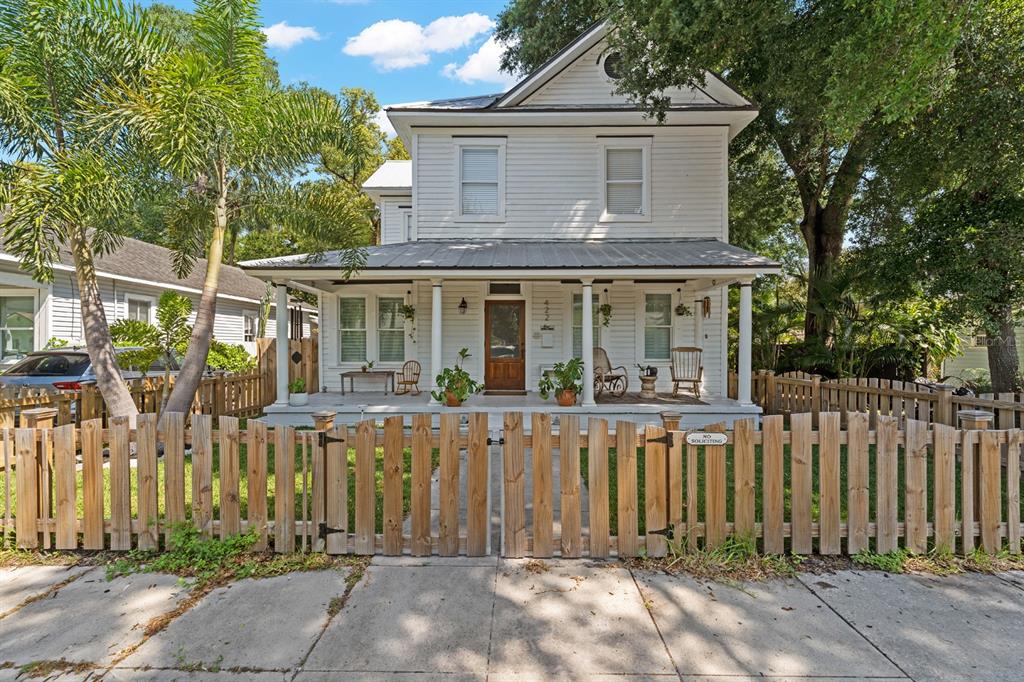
[338,297,366,363]
[644,293,672,360]
[571,293,600,359]
[0,296,34,362]
[458,141,505,219]
[127,297,152,323]
[377,297,405,363]
[601,139,650,221]
[243,311,257,343]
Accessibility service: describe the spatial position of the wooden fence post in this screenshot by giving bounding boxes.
[936,386,954,426]
[213,371,226,419]
[312,411,336,431]
[810,375,822,427]
[764,370,777,415]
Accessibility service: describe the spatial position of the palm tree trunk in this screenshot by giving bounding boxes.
[163,162,228,415]
[69,228,139,422]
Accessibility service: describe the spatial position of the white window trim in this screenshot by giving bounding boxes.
[401,207,414,242]
[335,288,410,368]
[124,293,156,324]
[565,290,601,359]
[635,288,676,364]
[337,294,368,365]
[0,288,41,359]
[599,138,652,223]
[376,295,406,365]
[455,137,506,223]
[243,310,258,343]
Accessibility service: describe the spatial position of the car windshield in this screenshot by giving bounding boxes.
[4,353,91,376]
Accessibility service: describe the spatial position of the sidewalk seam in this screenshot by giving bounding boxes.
[627,567,684,681]
[484,558,500,680]
[797,577,915,681]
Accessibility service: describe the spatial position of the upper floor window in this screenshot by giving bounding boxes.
[458,139,505,221]
[600,138,651,222]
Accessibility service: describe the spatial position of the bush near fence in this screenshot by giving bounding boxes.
[2,411,1021,558]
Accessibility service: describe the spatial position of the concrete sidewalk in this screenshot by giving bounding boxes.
[1,559,1023,681]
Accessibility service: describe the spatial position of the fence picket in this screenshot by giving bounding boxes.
[136,414,159,550]
[644,424,668,558]
[979,430,1002,554]
[355,419,376,555]
[790,413,813,554]
[704,423,727,549]
[733,419,755,539]
[961,430,976,554]
[81,419,103,549]
[53,424,76,550]
[383,416,404,556]
[686,438,699,550]
[14,429,37,549]
[616,420,639,557]
[904,418,929,554]
[324,424,348,555]
[467,413,489,557]
[411,414,432,556]
[310,428,325,553]
[219,416,241,539]
[818,412,841,555]
[531,412,553,558]
[248,420,269,550]
[439,413,460,557]
[163,413,185,545]
[876,416,899,554]
[1007,430,1021,554]
[587,418,610,558]
[846,412,870,554]
[761,415,784,554]
[2,430,10,546]
[667,423,684,546]
[503,412,526,558]
[933,423,957,553]
[275,425,296,553]
[109,416,131,551]
[560,414,582,558]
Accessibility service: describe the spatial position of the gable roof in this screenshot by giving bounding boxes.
[362,160,412,196]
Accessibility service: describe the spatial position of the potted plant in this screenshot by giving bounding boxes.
[599,303,613,327]
[674,302,693,317]
[288,377,308,406]
[360,360,375,372]
[431,348,483,407]
[399,303,416,321]
[538,357,583,406]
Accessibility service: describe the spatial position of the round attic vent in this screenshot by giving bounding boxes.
[603,52,623,79]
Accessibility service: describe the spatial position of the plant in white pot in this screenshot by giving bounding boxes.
[288,377,308,406]
[538,357,583,406]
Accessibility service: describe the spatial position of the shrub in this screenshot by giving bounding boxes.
[206,339,256,373]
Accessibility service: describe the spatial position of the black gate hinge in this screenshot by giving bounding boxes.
[319,432,346,447]
[318,523,346,540]
[646,432,676,448]
[647,527,675,539]
[487,436,505,446]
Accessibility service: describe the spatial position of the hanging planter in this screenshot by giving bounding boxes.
[598,303,613,327]
[399,304,416,321]
[674,303,693,317]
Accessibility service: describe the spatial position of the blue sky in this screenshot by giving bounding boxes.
[148,0,515,132]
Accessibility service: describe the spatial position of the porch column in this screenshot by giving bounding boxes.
[693,297,704,349]
[581,279,595,406]
[738,281,753,405]
[430,279,443,403]
[274,283,289,406]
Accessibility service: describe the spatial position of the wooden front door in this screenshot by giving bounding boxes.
[485,300,526,392]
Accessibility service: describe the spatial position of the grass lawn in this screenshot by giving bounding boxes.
[0,438,440,538]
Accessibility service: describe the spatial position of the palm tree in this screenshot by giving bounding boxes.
[0,0,165,420]
[100,0,355,415]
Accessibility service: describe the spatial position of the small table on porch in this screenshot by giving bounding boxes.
[340,370,396,395]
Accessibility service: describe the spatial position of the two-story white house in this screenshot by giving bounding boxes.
[243,23,780,426]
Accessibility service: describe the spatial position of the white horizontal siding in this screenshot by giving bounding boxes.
[380,197,412,244]
[524,40,714,107]
[414,126,727,240]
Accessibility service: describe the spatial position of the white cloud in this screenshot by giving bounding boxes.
[373,109,396,138]
[262,21,321,50]
[442,36,518,90]
[343,13,495,71]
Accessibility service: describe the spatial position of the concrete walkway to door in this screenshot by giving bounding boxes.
[4,559,1024,680]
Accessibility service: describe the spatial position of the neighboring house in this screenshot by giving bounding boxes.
[941,331,1024,385]
[243,22,780,421]
[0,236,315,365]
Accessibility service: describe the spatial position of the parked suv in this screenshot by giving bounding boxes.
[0,347,181,390]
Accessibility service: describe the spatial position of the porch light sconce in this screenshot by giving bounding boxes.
[458,297,468,315]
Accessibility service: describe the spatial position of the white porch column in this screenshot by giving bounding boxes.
[693,297,704,349]
[581,279,595,406]
[274,283,289,405]
[738,282,753,404]
[430,279,443,403]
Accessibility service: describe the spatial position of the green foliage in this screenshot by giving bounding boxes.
[109,291,193,377]
[288,377,305,394]
[44,337,68,349]
[538,357,583,400]
[853,548,911,573]
[431,348,484,404]
[206,339,255,373]
[106,523,259,586]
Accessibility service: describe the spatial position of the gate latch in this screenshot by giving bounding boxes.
[319,432,346,447]
[646,432,676,448]
[647,527,675,539]
[487,436,505,446]
[318,523,346,540]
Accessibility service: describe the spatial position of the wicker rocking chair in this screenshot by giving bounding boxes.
[593,347,628,398]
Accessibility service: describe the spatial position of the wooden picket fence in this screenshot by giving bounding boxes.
[256,337,319,401]
[2,411,1022,557]
[730,370,1024,429]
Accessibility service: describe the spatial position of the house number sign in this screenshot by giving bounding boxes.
[685,432,728,446]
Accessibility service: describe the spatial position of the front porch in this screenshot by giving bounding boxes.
[262,389,761,428]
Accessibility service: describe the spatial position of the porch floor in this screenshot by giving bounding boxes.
[263,389,761,429]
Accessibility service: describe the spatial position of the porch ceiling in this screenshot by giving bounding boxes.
[240,238,781,283]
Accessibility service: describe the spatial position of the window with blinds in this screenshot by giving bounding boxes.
[338,297,366,363]
[377,297,405,363]
[460,146,501,216]
[644,293,672,360]
[605,147,645,216]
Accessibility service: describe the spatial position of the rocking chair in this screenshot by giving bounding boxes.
[395,359,422,395]
[593,347,628,398]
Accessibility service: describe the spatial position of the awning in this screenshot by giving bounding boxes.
[240,238,781,281]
